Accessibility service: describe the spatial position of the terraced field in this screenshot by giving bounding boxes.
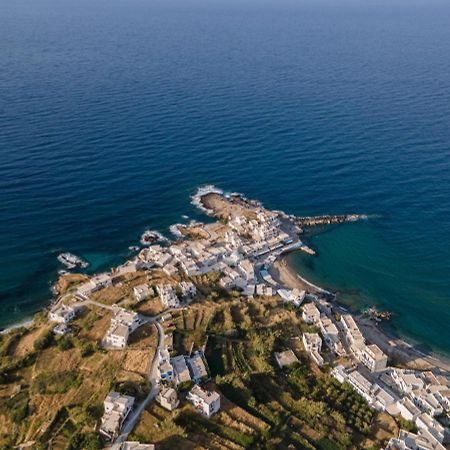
[131,296,398,449]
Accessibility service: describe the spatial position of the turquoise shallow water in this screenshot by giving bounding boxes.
[1,0,450,354]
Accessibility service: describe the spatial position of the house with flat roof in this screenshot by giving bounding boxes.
[187,385,220,418]
[302,302,320,324]
[340,314,365,350]
[237,259,255,281]
[392,369,425,394]
[360,344,388,372]
[187,353,208,383]
[303,332,324,367]
[100,391,134,440]
[397,398,422,422]
[171,355,192,385]
[133,284,154,303]
[385,430,446,450]
[157,284,180,309]
[318,315,339,347]
[105,323,129,349]
[347,369,374,404]
[156,387,179,411]
[104,308,141,348]
[415,413,445,444]
[274,350,299,369]
[112,308,141,333]
[49,304,79,324]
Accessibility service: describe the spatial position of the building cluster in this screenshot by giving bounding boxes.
[100,391,135,440]
[156,281,197,309]
[297,297,450,449]
[332,365,398,412]
[104,308,142,348]
[385,429,446,450]
[49,303,83,335]
[331,364,450,448]
[135,207,297,301]
[301,301,342,355]
[155,340,221,418]
[340,314,388,372]
[157,350,209,386]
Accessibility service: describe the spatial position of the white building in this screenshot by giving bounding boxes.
[347,369,374,404]
[133,284,154,302]
[332,365,348,384]
[302,333,324,366]
[187,353,208,383]
[104,308,141,348]
[187,385,220,418]
[105,323,129,348]
[302,302,320,324]
[385,430,446,450]
[415,413,445,444]
[158,348,174,382]
[318,315,339,347]
[411,390,444,417]
[112,308,141,333]
[157,284,180,309]
[360,344,388,372]
[277,288,306,307]
[179,281,197,300]
[255,283,273,297]
[340,314,365,352]
[156,387,180,411]
[392,369,425,394]
[100,391,135,439]
[53,323,70,335]
[49,304,79,324]
[171,355,192,385]
[397,398,422,422]
[237,259,255,281]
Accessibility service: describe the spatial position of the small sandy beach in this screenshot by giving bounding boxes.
[275,254,450,375]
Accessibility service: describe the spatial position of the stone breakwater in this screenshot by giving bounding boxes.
[294,214,367,228]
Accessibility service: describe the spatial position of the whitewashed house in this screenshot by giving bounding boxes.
[49,304,79,324]
[302,302,320,324]
[156,387,179,411]
[187,385,220,418]
[133,284,154,302]
[360,344,388,372]
[100,391,135,439]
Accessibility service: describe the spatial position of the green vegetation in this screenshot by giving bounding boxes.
[68,431,102,450]
[33,329,54,351]
[33,371,81,394]
[113,379,151,401]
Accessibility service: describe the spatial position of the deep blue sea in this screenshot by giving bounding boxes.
[1,0,450,355]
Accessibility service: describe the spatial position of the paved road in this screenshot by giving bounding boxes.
[110,320,165,449]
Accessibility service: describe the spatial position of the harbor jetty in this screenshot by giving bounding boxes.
[294,213,367,228]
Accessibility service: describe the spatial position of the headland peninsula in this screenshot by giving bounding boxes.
[1,187,449,450]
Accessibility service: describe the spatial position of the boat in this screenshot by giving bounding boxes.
[57,252,89,269]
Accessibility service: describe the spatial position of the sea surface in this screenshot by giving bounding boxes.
[1,0,450,354]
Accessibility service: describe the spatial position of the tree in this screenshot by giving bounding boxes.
[57,335,73,351]
[34,330,53,351]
